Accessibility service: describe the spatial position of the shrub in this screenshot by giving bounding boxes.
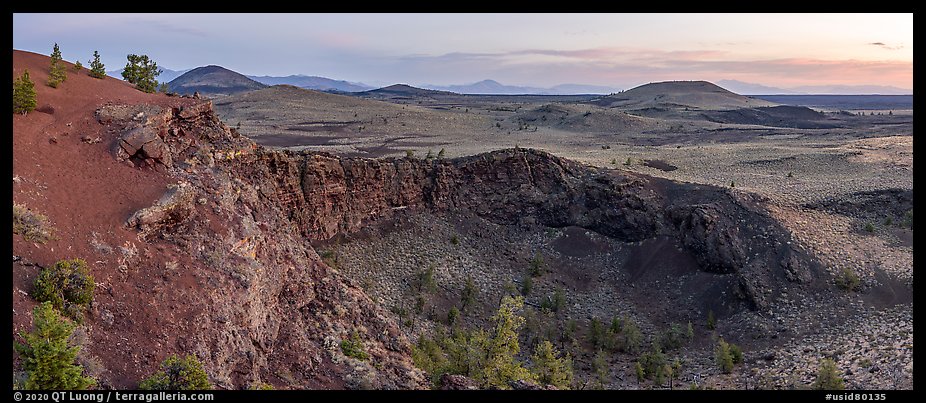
[461,277,477,311]
[622,317,643,354]
[634,362,645,382]
[13,70,37,115]
[591,350,609,388]
[707,310,716,330]
[73,60,83,72]
[835,267,861,292]
[520,276,532,296]
[122,54,161,93]
[447,306,460,327]
[406,150,415,158]
[13,203,52,242]
[530,340,573,389]
[425,149,434,160]
[658,322,689,351]
[715,338,734,374]
[450,234,459,245]
[529,252,546,277]
[812,358,845,390]
[624,157,632,166]
[438,148,446,159]
[415,264,437,293]
[863,222,875,233]
[14,302,96,390]
[33,259,95,322]
[248,382,273,390]
[340,330,369,361]
[729,342,743,364]
[638,343,667,382]
[139,355,211,390]
[88,51,106,79]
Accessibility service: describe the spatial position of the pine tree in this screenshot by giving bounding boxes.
[122,54,161,93]
[73,60,82,72]
[139,355,212,390]
[47,43,67,88]
[812,358,845,390]
[530,340,573,389]
[14,302,95,390]
[715,338,734,374]
[89,51,106,79]
[13,70,37,115]
[158,82,170,94]
[480,296,532,389]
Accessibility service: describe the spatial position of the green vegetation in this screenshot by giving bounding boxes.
[13,70,37,115]
[412,296,540,389]
[139,355,212,390]
[520,276,532,296]
[730,180,736,188]
[406,150,415,158]
[14,302,96,390]
[340,330,369,361]
[903,210,913,228]
[461,276,477,312]
[637,343,668,385]
[591,350,609,389]
[658,322,692,351]
[714,338,742,374]
[540,288,566,314]
[864,222,875,233]
[425,149,434,160]
[529,252,546,277]
[248,382,274,390]
[624,157,632,166]
[787,171,793,178]
[835,267,861,292]
[122,54,161,93]
[530,340,573,389]
[158,82,170,94]
[707,310,716,330]
[634,362,645,383]
[447,306,460,327]
[88,51,106,79]
[73,60,82,72]
[415,264,437,293]
[33,259,95,322]
[812,358,845,390]
[47,43,66,88]
[622,317,643,354]
[450,234,459,245]
[13,203,52,242]
[438,148,446,159]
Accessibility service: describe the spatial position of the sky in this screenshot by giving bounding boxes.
[12,13,913,92]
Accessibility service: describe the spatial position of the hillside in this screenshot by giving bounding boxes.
[594,80,777,110]
[13,50,425,389]
[167,65,266,96]
[361,84,457,99]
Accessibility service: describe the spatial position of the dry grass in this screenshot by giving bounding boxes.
[13,203,54,243]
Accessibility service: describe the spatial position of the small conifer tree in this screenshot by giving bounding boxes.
[13,70,37,115]
[48,43,67,88]
[14,302,96,390]
[139,355,212,390]
[89,51,106,79]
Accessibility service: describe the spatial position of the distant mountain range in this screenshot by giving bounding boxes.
[247,75,373,92]
[420,79,620,95]
[716,79,911,95]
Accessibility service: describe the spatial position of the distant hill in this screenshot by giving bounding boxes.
[167,65,266,96]
[247,75,372,92]
[593,80,777,110]
[107,67,191,83]
[423,79,620,95]
[362,84,457,98]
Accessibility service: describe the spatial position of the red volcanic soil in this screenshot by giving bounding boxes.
[12,50,205,387]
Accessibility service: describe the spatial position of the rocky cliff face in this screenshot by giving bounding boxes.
[104,99,822,388]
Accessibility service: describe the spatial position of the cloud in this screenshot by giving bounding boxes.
[388,47,912,89]
[868,42,903,50]
[132,18,208,37]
